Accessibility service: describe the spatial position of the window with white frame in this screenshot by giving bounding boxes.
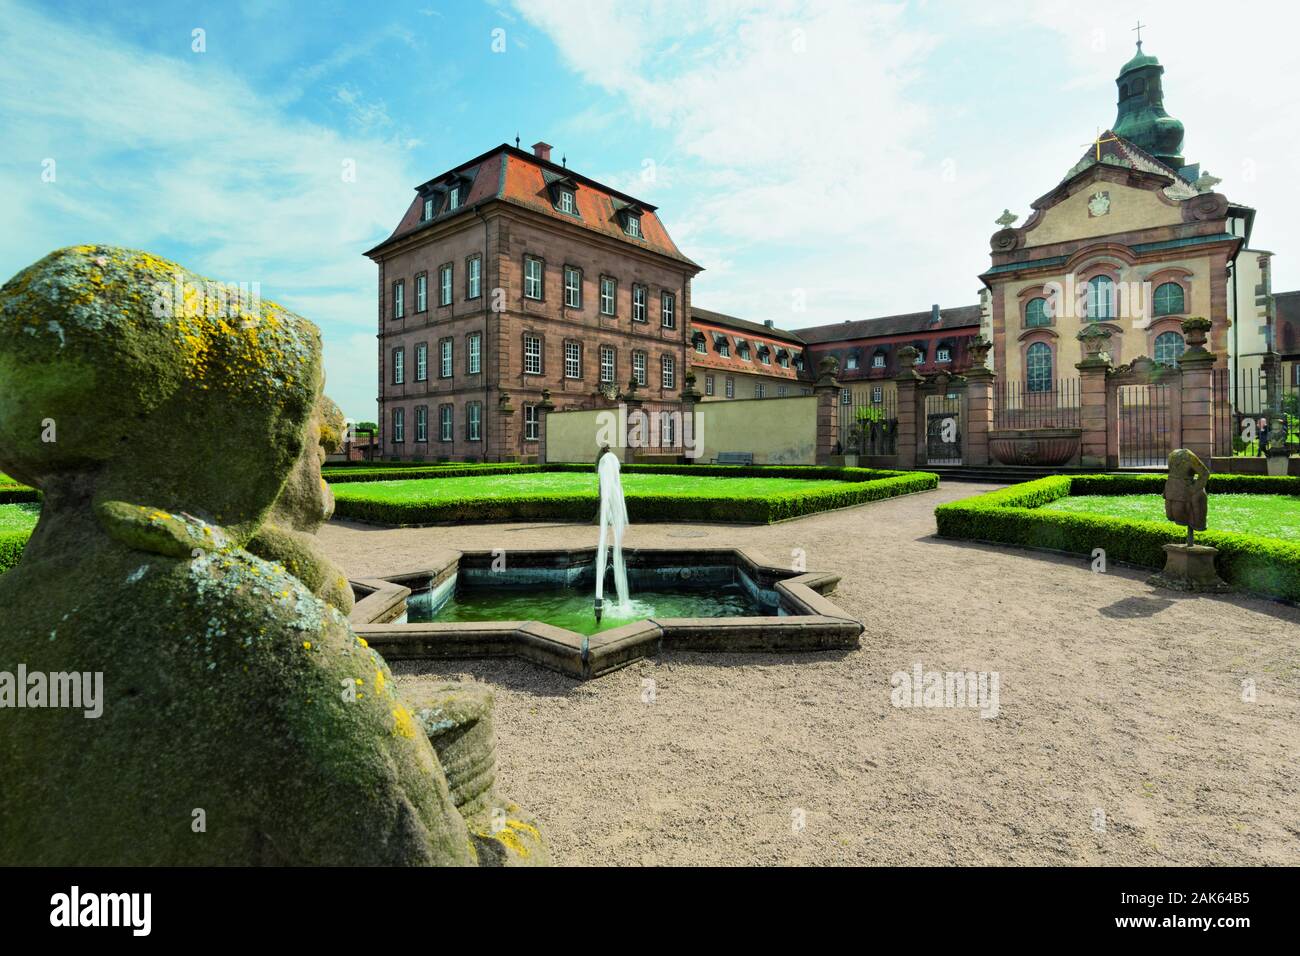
[705,374,714,396]
[600,345,615,384]
[440,339,452,378]
[718,339,730,357]
[632,351,647,386]
[661,354,675,389]
[778,353,790,368]
[467,256,481,299]
[841,388,851,405]
[523,333,542,374]
[393,280,405,319]
[564,341,581,379]
[524,257,543,300]
[632,284,647,322]
[415,342,428,382]
[439,264,452,307]
[754,383,765,398]
[564,266,581,308]
[467,332,481,375]
[558,188,575,214]
[524,403,539,441]
[725,377,734,399]
[872,352,885,368]
[392,407,405,443]
[600,276,616,315]
[694,336,706,354]
[872,385,883,403]
[846,353,858,369]
[759,348,771,366]
[439,405,453,441]
[625,214,641,238]
[467,401,482,441]
[415,406,427,442]
[937,346,952,364]
[415,273,427,313]
[661,292,675,328]
[422,197,434,221]
[447,185,460,211]
[392,347,405,384]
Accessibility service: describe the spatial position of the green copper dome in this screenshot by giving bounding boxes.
[1113,42,1186,171]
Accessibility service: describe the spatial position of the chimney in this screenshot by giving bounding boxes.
[532,141,553,162]
[764,319,774,329]
[930,304,941,326]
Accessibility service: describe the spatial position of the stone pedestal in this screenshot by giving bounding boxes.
[1147,543,1231,593]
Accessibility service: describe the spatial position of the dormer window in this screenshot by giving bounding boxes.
[423,198,434,221]
[558,189,575,214]
[846,353,858,370]
[447,185,460,211]
[937,346,952,364]
[872,352,886,368]
[625,214,642,238]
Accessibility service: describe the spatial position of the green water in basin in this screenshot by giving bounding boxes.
[408,583,766,636]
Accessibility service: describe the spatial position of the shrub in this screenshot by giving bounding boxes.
[935,476,1300,602]
[0,530,31,574]
[332,466,938,525]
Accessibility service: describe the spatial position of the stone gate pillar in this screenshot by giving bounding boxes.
[1076,326,1113,469]
[1178,317,1217,463]
[894,346,923,469]
[621,377,644,464]
[963,337,995,466]
[812,356,841,466]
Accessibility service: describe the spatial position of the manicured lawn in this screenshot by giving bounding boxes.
[332,472,852,504]
[0,502,40,533]
[1043,493,1298,542]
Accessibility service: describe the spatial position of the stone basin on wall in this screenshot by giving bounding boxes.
[989,428,1082,467]
[348,548,863,680]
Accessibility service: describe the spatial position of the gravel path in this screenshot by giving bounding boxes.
[318,481,1300,866]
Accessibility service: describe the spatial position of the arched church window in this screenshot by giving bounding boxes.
[1086,275,1116,321]
[1153,282,1185,317]
[1026,342,1052,393]
[1025,297,1051,327]
[1155,331,1185,366]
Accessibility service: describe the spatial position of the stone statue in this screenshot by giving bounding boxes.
[1163,447,1209,546]
[1149,448,1228,593]
[0,245,545,864]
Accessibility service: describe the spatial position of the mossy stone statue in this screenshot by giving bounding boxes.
[0,245,544,865]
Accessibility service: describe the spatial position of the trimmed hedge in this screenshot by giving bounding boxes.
[0,477,38,504]
[332,466,938,525]
[0,530,31,574]
[934,475,1300,602]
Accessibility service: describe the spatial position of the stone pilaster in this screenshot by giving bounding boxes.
[1178,317,1216,464]
[893,346,923,469]
[493,390,517,463]
[963,338,996,466]
[1076,325,1113,469]
[812,356,841,466]
[535,388,556,464]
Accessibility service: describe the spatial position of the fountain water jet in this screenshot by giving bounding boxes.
[594,446,629,622]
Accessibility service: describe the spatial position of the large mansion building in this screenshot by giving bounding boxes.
[368,40,1289,461]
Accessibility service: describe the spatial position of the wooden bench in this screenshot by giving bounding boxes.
[711,451,754,465]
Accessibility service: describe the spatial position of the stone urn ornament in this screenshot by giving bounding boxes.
[1147,448,1231,593]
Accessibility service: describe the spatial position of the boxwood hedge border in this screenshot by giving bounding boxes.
[330,464,939,526]
[934,474,1300,602]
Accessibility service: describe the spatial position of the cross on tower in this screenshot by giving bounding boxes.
[1083,127,1120,160]
[1132,19,1147,47]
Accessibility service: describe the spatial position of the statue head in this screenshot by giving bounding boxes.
[0,245,320,548]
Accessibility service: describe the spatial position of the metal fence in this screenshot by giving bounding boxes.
[993,379,1081,430]
[1213,366,1299,457]
[839,389,898,457]
[628,401,687,454]
[1118,383,1174,468]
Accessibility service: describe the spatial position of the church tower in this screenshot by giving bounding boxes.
[1112,39,1191,179]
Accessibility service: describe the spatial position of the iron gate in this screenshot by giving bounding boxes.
[924,393,962,465]
[1117,384,1173,468]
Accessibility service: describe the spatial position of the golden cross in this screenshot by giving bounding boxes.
[1083,127,1120,160]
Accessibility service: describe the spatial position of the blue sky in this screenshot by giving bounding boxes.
[3,0,1297,421]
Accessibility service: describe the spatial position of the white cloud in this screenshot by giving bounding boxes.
[0,1,414,420]
[514,0,1300,325]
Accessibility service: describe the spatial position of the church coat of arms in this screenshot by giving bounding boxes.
[1087,191,1111,217]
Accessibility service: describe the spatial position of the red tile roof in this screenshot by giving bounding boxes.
[366,145,698,267]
